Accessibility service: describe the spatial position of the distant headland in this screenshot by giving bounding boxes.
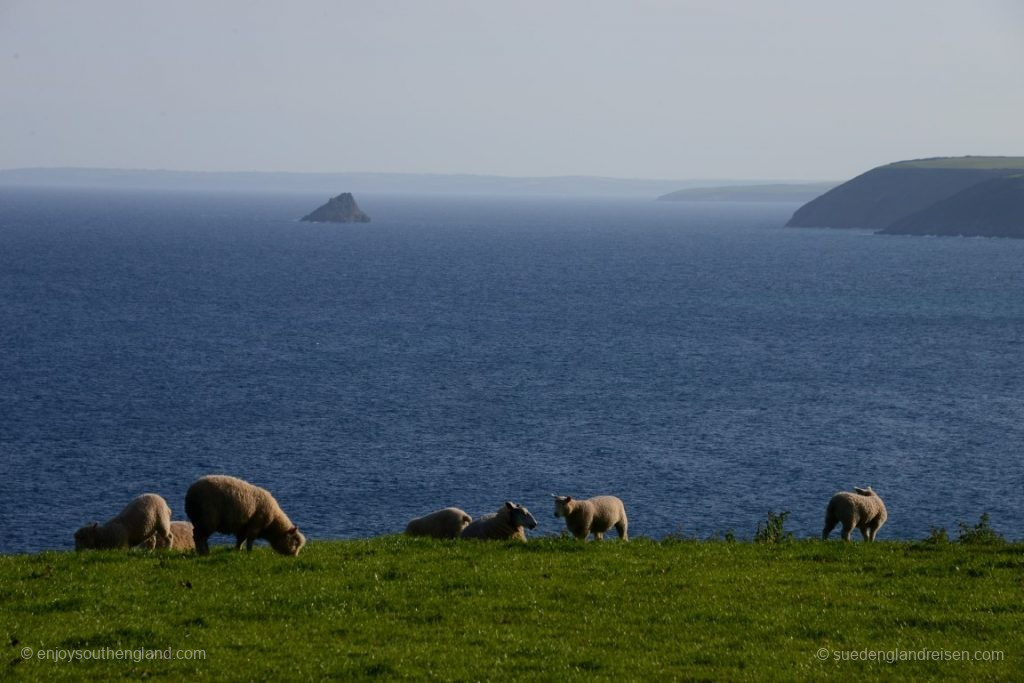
[786,156,1024,238]
[657,182,837,203]
[300,193,370,224]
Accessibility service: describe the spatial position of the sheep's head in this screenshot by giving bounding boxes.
[505,501,538,530]
[551,494,573,518]
[74,522,99,550]
[271,526,306,557]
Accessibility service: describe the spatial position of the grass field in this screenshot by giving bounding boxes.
[889,156,1024,170]
[2,538,1021,680]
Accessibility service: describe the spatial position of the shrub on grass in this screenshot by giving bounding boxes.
[956,513,1005,545]
[754,511,793,544]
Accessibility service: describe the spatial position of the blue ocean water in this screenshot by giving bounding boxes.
[1,187,1022,553]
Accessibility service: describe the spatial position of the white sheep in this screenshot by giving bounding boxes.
[185,475,306,556]
[74,493,173,550]
[140,521,195,550]
[551,494,629,541]
[460,501,538,541]
[405,507,473,539]
[822,486,888,541]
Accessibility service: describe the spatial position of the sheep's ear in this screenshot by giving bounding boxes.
[91,522,98,528]
[505,501,514,510]
[288,526,298,534]
[565,496,572,502]
[550,493,558,498]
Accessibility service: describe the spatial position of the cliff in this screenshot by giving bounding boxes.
[880,175,1024,238]
[785,157,1024,231]
[301,193,370,223]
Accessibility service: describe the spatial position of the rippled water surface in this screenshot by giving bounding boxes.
[2,187,1022,552]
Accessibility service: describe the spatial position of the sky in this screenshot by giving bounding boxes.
[1,1,1022,181]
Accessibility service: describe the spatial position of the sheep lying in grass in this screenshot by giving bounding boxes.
[405,507,473,539]
[822,486,888,541]
[461,501,537,541]
[185,475,306,556]
[74,493,172,550]
[552,494,629,541]
[140,521,195,550]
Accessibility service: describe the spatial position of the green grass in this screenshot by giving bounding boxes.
[889,156,1024,170]
[2,539,1021,680]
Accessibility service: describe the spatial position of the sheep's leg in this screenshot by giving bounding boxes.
[822,511,838,541]
[859,526,869,541]
[593,532,604,541]
[245,536,256,551]
[840,523,853,541]
[615,520,628,541]
[155,519,172,549]
[234,533,246,551]
[193,528,211,556]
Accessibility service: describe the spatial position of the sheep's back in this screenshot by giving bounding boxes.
[186,476,266,533]
[585,496,626,522]
[113,494,171,545]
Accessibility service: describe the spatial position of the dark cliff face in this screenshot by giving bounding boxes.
[880,175,1024,238]
[301,193,370,223]
[785,167,1011,230]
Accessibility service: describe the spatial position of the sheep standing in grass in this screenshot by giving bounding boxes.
[552,494,629,541]
[74,493,173,550]
[185,475,306,556]
[405,507,473,539]
[460,501,537,541]
[822,486,888,541]
[141,521,195,550]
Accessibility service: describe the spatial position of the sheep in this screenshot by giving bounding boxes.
[822,486,888,541]
[460,501,538,541]
[185,475,306,556]
[74,493,173,550]
[551,494,628,541]
[140,521,195,550]
[405,507,473,539]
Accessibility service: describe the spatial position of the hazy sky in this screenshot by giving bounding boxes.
[2,1,1022,180]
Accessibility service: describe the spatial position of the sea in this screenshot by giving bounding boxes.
[1,186,1022,553]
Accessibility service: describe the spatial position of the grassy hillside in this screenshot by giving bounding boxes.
[785,162,1020,230]
[889,157,1024,171]
[3,538,1021,680]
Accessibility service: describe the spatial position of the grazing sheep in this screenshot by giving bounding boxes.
[405,507,473,539]
[185,475,306,556]
[822,486,888,541]
[74,493,173,551]
[461,501,538,541]
[140,521,195,550]
[552,494,629,541]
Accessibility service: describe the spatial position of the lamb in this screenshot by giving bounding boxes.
[552,494,629,541]
[140,521,196,550]
[405,507,473,539]
[185,475,306,556]
[460,501,538,541]
[822,486,888,541]
[74,493,173,550]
